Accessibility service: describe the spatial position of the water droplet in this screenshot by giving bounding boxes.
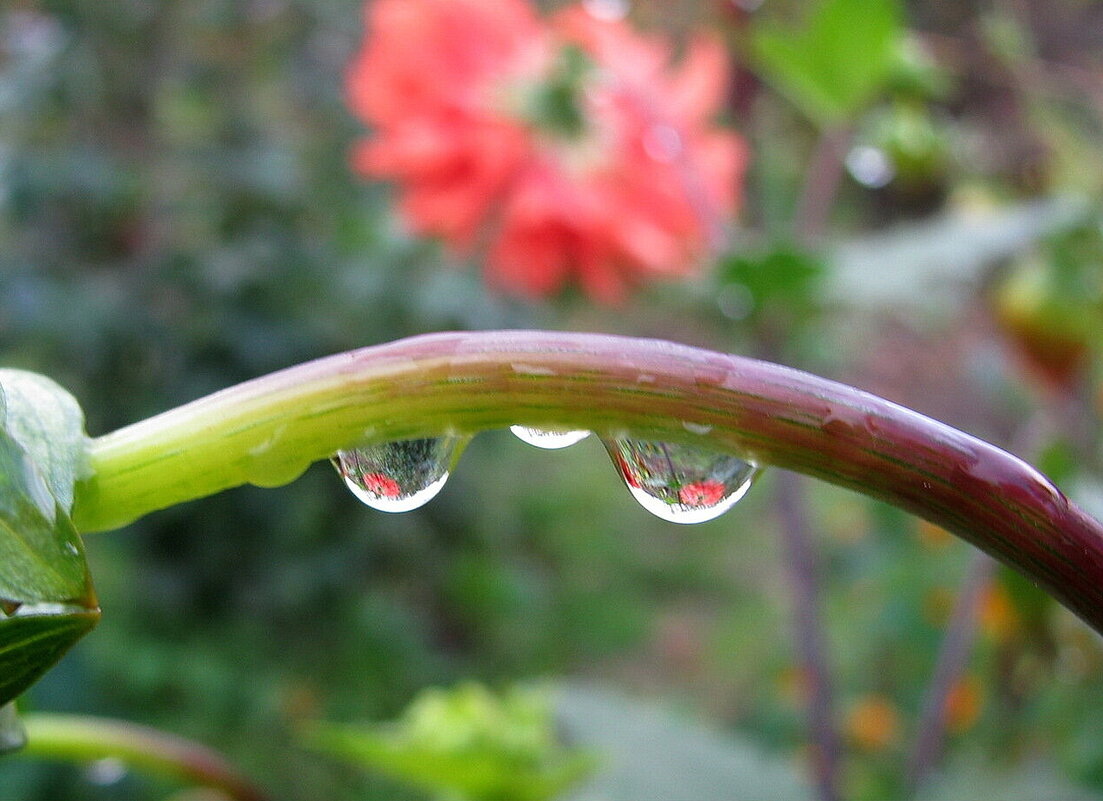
[603,438,757,524]
[85,757,128,786]
[0,703,26,755]
[0,600,21,617]
[681,421,713,436]
[510,426,591,450]
[332,436,466,513]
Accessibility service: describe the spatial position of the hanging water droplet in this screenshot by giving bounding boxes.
[85,757,128,786]
[0,703,26,755]
[0,600,21,617]
[603,437,757,524]
[332,436,466,513]
[510,426,591,450]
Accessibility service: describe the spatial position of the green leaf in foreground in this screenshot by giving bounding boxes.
[0,611,100,707]
[0,371,98,708]
[0,370,89,514]
[305,683,596,801]
[0,410,93,606]
[751,0,903,125]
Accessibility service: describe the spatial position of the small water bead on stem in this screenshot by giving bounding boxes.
[602,437,758,524]
[332,436,467,513]
[0,703,25,755]
[509,426,591,450]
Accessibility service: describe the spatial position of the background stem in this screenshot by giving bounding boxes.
[905,552,995,791]
[776,470,841,801]
[20,713,268,801]
[794,126,853,244]
[71,330,1103,636]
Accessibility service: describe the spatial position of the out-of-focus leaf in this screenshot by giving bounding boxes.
[751,0,904,126]
[827,196,1090,314]
[0,611,100,711]
[556,683,812,801]
[916,754,1103,801]
[719,244,825,323]
[306,682,595,801]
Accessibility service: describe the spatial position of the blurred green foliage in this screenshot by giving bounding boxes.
[1,0,1103,800]
[750,0,903,126]
[306,683,595,801]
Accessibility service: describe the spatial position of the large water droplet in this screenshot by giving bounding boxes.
[603,438,757,524]
[332,436,466,513]
[510,426,591,450]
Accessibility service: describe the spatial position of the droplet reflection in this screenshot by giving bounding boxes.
[333,436,466,512]
[603,437,757,524]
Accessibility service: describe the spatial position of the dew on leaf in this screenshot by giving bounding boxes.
[510,426,591,450]
[332,436,467,513]
[602,437,757,524]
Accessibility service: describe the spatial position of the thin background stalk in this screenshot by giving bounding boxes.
[776,469,841,801]
[20,713,268,801]
[776,120,857,801]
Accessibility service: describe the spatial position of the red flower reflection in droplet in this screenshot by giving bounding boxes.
[360,472,402,499]
[346,0,746,302]
[678,480,726,507]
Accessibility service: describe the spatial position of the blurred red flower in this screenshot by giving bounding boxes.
[346,0,746,302]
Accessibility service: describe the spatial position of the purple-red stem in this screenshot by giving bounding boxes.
[75,332,1103,638]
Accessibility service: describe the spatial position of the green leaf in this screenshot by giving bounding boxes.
[0,371,97,708]
[0,370,89,514]
[0,612,100,709]
[0,371,94,605]
[306,683,596,801]
[751,0,904,126]
[0,420,92,606]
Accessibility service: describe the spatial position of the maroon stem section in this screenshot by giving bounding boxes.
[82,331,1103,634]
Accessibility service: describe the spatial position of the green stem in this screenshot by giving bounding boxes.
[20,713,268,801]
[72,330,1103,634]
